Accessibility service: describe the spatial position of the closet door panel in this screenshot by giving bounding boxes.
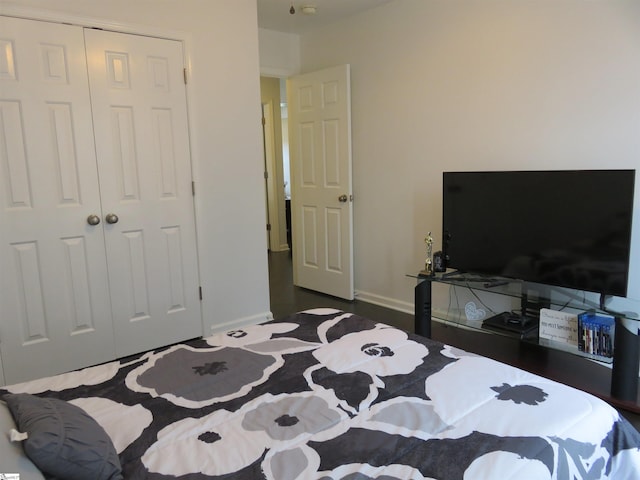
[84,29,202,357]
[0,16,115,384]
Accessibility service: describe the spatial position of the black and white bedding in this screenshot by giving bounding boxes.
[1,308,639,479]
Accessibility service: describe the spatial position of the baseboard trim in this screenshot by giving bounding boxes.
[355,290,414,315]
[209,311,274,335]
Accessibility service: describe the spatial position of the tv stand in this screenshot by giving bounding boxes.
[412,272,640,412]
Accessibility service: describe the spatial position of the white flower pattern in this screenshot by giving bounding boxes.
[143,392,349,478]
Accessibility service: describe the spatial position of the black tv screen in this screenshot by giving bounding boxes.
[442,170,635,297]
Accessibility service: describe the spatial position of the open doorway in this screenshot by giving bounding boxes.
[260,76,290,253]
[262,66,354,301]
[260,76,296,316]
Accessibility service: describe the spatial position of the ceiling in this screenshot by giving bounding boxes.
[256,0,394,35]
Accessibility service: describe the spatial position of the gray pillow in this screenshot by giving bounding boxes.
[3,393,122,480]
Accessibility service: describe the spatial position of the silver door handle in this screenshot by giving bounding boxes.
[105,213,119,224]
[87,214,101,226]
[338,194,348,203]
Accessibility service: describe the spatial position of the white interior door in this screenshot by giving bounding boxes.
[287,65,354,300]
[84,29,202,357]
[0,17,115,383]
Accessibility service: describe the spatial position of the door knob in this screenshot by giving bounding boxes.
[87,214,101,226]
[338,194,348,203]
[105,213,119,224]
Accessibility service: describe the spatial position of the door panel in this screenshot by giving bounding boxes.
[288,65,354,300]
[0,16,114,384]
[326,208,343,271]
[302,206,319,267]
[84,29,202,357]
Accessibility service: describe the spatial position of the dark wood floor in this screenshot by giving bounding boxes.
[268,250,640,431]
[268,251,413,331]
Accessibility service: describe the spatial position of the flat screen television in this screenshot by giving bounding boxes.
[442,170,635,298]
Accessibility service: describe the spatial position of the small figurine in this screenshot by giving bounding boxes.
[424,232,433,275]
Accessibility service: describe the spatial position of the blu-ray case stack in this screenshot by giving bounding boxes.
[577,310,615,361]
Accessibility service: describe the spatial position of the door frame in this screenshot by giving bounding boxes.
[262,101,284,251]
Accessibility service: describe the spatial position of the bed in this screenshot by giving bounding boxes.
[1,308,639,479]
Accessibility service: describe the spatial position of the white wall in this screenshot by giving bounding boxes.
[259,28,300,77]
[290,0,640,311]
[2,0,272,332]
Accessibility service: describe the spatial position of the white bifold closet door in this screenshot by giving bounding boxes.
[0,16,202,385]
[84,29,201,359]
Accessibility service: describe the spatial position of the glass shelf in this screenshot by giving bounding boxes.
[408,271,640,324]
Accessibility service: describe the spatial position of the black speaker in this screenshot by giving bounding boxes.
[433,251,446,272]
[611,319,640,402]
[415,280,432,338]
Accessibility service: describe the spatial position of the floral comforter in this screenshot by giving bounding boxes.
[3,308,640,479]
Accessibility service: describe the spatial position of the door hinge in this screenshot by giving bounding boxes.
[262,116,266,126]
[199,286,203,301]
[264,171,268,179]
[183,68,188,84]
[192,181,195,196]
[266,223,271,231]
